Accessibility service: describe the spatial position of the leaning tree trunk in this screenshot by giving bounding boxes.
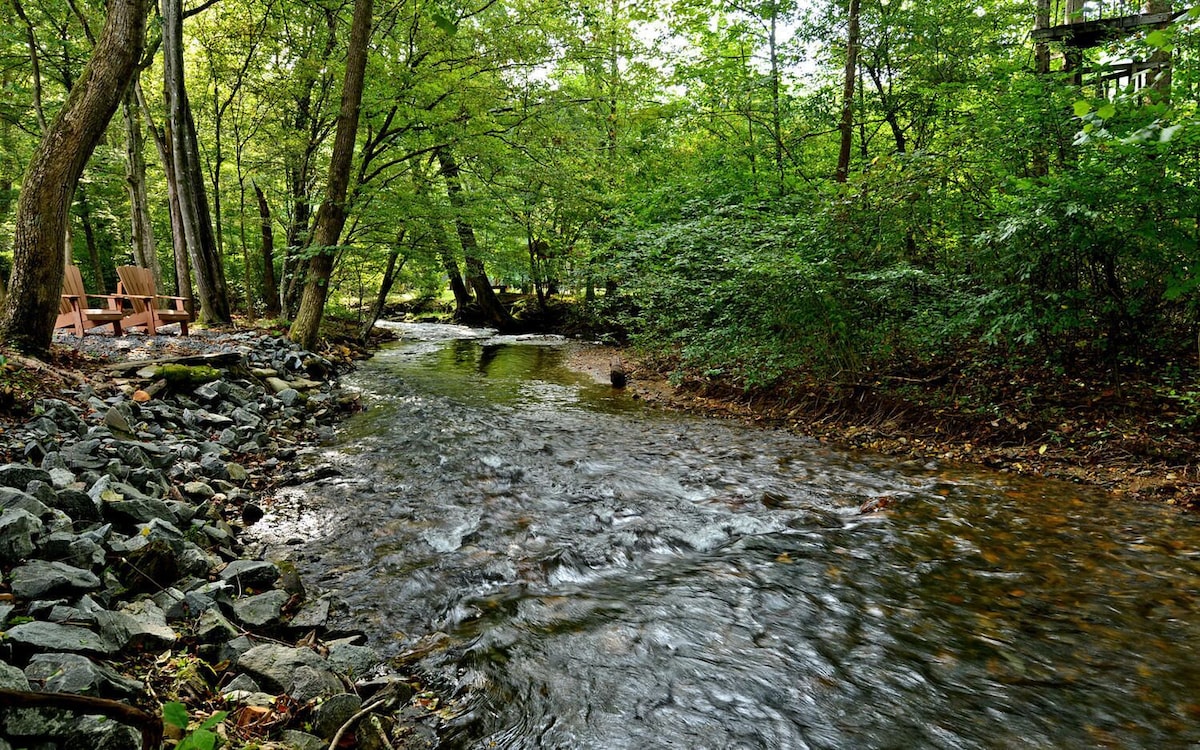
[163,0,231,323]
[358,230,406,341]
[289,0,374,351]
[0,0,147,355]
[435,146,515,330]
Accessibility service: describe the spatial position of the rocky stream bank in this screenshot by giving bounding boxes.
[0,329,441,750]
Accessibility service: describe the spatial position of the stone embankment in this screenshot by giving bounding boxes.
[0,331,436,749]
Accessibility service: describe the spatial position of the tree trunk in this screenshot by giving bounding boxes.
[435,223,473,318]
[1146,0,1172,101]
[135,80,192,301]
[163,0,231,323]
[0,0,147,355]
[122,84,162,289]
[435,146,515,330]
[835,0,861,183]
[289,0,374,351]
[254,183,281,318]
[76,186,104,288]
[359,231,406,341]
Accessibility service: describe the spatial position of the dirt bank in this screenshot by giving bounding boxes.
[564,343,1200,512]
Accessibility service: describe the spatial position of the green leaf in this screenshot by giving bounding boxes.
[176,728,220,750]
[1096,103,1116,120]
[430,11,458,35]
[162,702,189,730]
[1072,100,1092,118]
[197,711,228,731]
[1145,29,1169,49]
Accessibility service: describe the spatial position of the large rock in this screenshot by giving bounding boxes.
[231,590,290,629]
[4,621,115,656]
[62,714,141,750]
[46,488,102,523]
[312,692,363,740]
[0,464,52,491]
[218,560,280,591]
[0,487,50,518]
[327,639,383,679]
[0,508,42,563]
[235,644,333,693]
[24,653,142,699]
[9,560,101,599]
[35,531,104,569]
[92,479,178,527]
[96,600,177,652]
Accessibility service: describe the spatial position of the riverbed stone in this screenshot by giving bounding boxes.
[36,531,104,569]
[232,589,290,628]
[0,487,50,519]
[48,488,101,523]
[289,598,330,630]
[10,560,101,599]
[219,559,280,591]
[327,640,383,678]
[62,714,141,750]
[195,608,241,644]
[279,729,326,750]
[91,478,176,527]
[236,643,330,693]
[0,464,52,491]
[289,664,344,703]
[0,508,42,562]
[4,621,115,656]
[97,600,177,652]
[312,692,363,740]
[24,653,142,698]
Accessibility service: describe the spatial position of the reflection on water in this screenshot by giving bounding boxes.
[256,324,1200,749]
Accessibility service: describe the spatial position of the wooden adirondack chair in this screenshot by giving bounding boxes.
[115,265,192,336]
[55,265,128,337]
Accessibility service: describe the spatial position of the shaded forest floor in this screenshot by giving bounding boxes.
[567,344,1200,512]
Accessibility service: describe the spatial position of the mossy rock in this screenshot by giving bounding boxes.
[154,364,222,386]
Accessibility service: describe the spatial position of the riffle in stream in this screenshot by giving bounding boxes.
[254,323,1200,749]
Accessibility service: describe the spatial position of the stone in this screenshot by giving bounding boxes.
[35,531,104,569]
[222,673,261,695]
[312,692,362,740]
[289,664,344,703]
[264,377,292,394]
[0,464,52,491]
[47,488,102,523]
[181,481,215,500]
[0,487,50,519]
[4,621,115,656]
[232,590,290,628]
[103,405,135,437]
[116,540,179,595]
[278,388,304,407]
[47,468,77,490]
[91,478,177,527]
[288,597,331,633]
[236,643,330,693]
[0,508,42,563]
[97,600,177,651]
[10,560,101,599]
[218,559,280,591]
[195,608,241,643]
[62,714,141,750]
[225,462,249,482]
[327,640,382,678]
[279,729,326,750]
[24,653,142,699]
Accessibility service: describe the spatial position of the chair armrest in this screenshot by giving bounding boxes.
[155,295,190,311]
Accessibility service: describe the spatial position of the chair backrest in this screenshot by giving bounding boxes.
[116,266,155,313]
[60,266,88,314]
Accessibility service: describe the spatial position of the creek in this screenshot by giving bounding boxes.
[255,323,1200,749]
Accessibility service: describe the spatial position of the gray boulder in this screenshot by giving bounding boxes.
[4,621,115,656]
[219,559,280,591]
[312,692,363,740]
[0,508,42,563]
[24,653,142,698]
[0,464,52,491]
[96,600,177,652]
[236,643,332,693]
[0,487,50,518]
[10,560,101,599]
[231,590,290,628]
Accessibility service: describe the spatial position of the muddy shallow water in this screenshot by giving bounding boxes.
[255,323,1200,749]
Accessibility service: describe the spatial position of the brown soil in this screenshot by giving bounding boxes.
[564,343,1200,512]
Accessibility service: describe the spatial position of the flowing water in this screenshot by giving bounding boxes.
[256,323,1200,749]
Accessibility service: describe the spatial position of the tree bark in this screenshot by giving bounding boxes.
[835,0,861,183]
[0,0,147,355]
[359,230,406,341]
[289,0,374,350]
[163,0,231,323]
[435,146,515,330]
[255,183,282,318]
[122,84,163,289]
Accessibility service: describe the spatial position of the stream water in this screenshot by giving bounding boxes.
[256,323,1200,749]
